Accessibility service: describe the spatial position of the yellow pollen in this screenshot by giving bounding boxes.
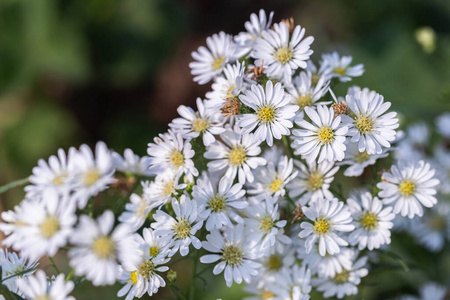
[317,126,334,144]
[228,147,247,166]
[355,151,371,163]
[333,270,350,284]
[333,67,346,75]
[173,218,191,240]
[355,116,374,134]
[136,201,147,217]
[307,173,324,191]
[84,169,101,186]
[257,105,276,123]
[35,296,52,300]
[266,254,282,271]
[222,244,243,266]
[226,85,236,98]
[268,177,284,193]
[212,56,225,70]
[52,174,66,186]
[162,180,175,197]
[170,150,184,168]
[138,259,156,278]
[149,245,160,257]
[297,95,314,110]
[92,236,116,259]
[260,216,275,234]
[360,211,378,231]
[130,271,138,284]
[40,216,60,238]
[262,291,276,300]
[192,118,210,133]
[314,218,331,235]
[274,47,294,64]
[208,195,226,213]
[399,180,416,197]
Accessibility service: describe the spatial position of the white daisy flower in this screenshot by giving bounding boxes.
[247,155,298,200]
[286,71,330,120]
[68,210,140,286]
[406,122,430,147]
[436,112,450,138]
[338,141,388,177]
[151,195,203,257]
[143,171,186,209]
[377,160,439,218]
[189,31,236,85]
[292,105,348,163]
[25,147,77,198]
[147,130,198,181]
[0,249,38,296]
[287,159,339,205]
[234,9,274,57]
[117,228,171,300]
[319,52,364,82]
[112,148,153,177]
[238,80,298,146]
[169,98,225,146]
[253,246,296,288]
[118,193,152,231]
[200,225,262,287]
[342,87,399,155]
[252,22,314,81]
[71,141,116,209]
[204,125,266,184]
[193,175,247,231]
[347,191,395,250]
[299,198,355,256]
[17,270,75,300]
[312,254,369,299]
[267,265,312,300]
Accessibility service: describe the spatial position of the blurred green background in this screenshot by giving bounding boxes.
[1,0,450,299]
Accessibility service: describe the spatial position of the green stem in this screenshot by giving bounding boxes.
[282,135,295,158]
[189,248,201,300]
[0,177,29,194]
[48,256,60,275]
[65,268,75,282]
[1,268,36,282]
[169,285,188,300]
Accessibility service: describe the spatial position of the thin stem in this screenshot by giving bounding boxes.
[1,267,37,282]
[169,285,187,300]
[65,268,75,282]
[282,135,295,158]
[48,256,60,275]
[0,177,29,194]
[189,248,201,300]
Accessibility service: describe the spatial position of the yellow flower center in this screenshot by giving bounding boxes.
[136,200,147,217]
[399,179,416,197]
[297,95,314,110]
[266,254,283,271]
[130,271,138,284]
[208,195,226,213]
[162,180,175,197]
[262,291,276,300]
[192,118,210,133]
[274,47,294,64]
[149,245,160,257]
[36,296,52,300]
[333,67,346,75]
[40,216,60,238]
[228,147,247,166]
[260,216,275,234]
[129,259,156,284]
[84,168,101,186]
[226,85,236,98]
[317,126,334,145]
[173,218,191,240]
[170,150,184,168]
[333,270,350,284]
[92,236,116,259]
[257,105,276,123]
[212,56,225,70]
[52,174,66,186]
[355,151,371,163]
[360,211,378,231]
[307,173,324,191]
[313,218,331,235]
[355,116,374,134]
[222,244,243,266]
[268,177,284,193]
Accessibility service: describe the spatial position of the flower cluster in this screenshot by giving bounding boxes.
[0,9,445,300]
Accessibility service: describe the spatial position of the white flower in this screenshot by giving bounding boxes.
[0,249,38,295]
[338,141,388,177]
[169,98,225,146]
[238,80,298,146]
[319,52,364,82]
[287,159,339,205]
[117,229,170,300]
[247,156,298,200]
[112,148,153,176]
[151,195,203,257]
[147,130,198,181]
[268,265,312,300]
[204,125,266,184]
[71,142,116,209]
[292,105,348,163]
[118,193,152,231]
[193,175,247,231]
[69,210,140,286]
[17,270,75,300]
[252,22,314,81]
[400,282,448,300]
[200,225,262,287]
[190,31,236,85]
[347,191,395,250]
[406,122,430,146]
[253,246,296,288]
[436,112,450,138]
[143,171,186,209]
[234,9,274,57]
[2,191,76,260]
[377,160,439,218]
[312,253,369,299]
[286,71,330,119]
[343,87,399,155]
[25,147,77,198]
[299,198,355,256]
